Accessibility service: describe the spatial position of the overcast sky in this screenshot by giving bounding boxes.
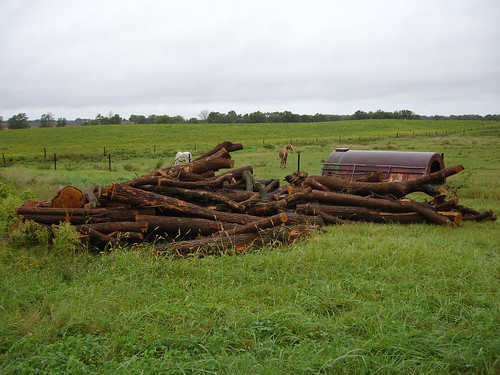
[1,0,499,121]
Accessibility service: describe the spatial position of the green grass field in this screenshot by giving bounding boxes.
[1,120,499,374]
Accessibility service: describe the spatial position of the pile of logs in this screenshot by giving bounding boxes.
[15,141,496,256]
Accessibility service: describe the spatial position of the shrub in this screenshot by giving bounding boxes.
[52,222,84,254]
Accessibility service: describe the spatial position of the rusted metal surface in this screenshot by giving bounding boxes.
[321,148,445,181]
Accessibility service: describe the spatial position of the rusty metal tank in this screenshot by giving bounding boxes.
[321,148,445,181]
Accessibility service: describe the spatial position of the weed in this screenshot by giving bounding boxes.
[52,222,84,254]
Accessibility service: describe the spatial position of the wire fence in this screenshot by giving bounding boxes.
[1,126,498,170]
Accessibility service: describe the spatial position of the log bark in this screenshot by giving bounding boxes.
[16,206,156,225]
[305,165,464,197]
[127,147,235,182]
[145,186,245,211]
[154,225,310,256]
[75,221,148,234]
[79,225,126,247]
[214,213,288,237]
[105,183,260,224]
[128,165,253,189]
[135,214,237,236]
[193,141,243,161]
[316,210,352,225]
[297,203,432,224]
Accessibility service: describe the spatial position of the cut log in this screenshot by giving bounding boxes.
[104,183,260,224]
[51,186,86,208]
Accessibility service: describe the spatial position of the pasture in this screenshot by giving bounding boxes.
[0,120,499,374]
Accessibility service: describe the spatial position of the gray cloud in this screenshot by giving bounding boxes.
[1,0,499,120]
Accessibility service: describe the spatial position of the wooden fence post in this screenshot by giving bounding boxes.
[108,154,112,171]
[53,153,57,170]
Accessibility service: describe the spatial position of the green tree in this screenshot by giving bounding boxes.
[8,113,30,129]
[399,110,415,120]
[129,115,146,124]
[40,113,55,127]
[109,114,122,124]
[56,117,67,127]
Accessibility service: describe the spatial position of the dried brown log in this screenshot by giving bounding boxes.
[107,231,144,241]
[303,178,332,191]
[128,147,235,182]
[129,165,253,190]
[284,213,325,226]
[437,212,462,224]
[214,189,258,202]
[214,213,288,237]
[79,225,126,247]
[193,141,243,161]
[316,210,352,225]
[75,222,148,234]
[306,165,465,197]
[354,172,384,182]
[16,206,156,225]
[297,203,433,224]
[398,199,455,227]
[431,197,460,211]
[135,214,237,236]
[246,190,311,216]
[462,209,496,222]
[288,187,412,212]
[104,183,259,224]
[263,179,280,193]
[154,225,311,256]
[146,186,245,212]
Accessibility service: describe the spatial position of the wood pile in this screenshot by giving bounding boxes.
[15,141,496,256]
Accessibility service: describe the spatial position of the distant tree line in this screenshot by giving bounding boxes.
[1,110,500,129]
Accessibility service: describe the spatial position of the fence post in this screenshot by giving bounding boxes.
[2,153,5,167]
[44,147,47,159]
[53,153,57,170]
[108,154,112,171]
[297,153,301,172]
